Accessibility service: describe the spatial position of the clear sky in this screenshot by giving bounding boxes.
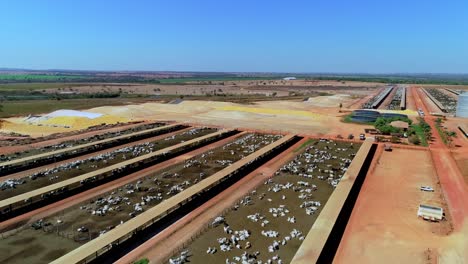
[1,0,467,73]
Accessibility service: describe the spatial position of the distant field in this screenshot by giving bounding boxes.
[0,74,283,85]
[0,98,156,118]
[0,74,88,82]
[157,76,283,84]
[0,83,90,91]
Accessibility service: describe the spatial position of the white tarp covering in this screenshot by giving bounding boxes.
[45,110,103,119]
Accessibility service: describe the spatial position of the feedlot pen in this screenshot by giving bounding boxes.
[0,133,284,264]
[0,122,166,162]
[0,128,217,201]
[169,139,361,264]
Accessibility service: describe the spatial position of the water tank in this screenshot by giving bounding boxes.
[456,92,468,118]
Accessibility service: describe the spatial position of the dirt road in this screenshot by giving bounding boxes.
[405,85,416,111]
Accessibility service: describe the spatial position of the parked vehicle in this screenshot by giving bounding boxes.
[420,186,434,192]
[384,144,392,151]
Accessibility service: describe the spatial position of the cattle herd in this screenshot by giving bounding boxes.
[0,130,290,263]
[0,127,217,200]
[425,88,458,114]
[170,139,359,264]
[0,122,164,162]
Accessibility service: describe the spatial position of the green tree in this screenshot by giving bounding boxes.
[409,134,421,145]
[133,258,149,264]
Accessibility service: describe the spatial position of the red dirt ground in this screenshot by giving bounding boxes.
[334,147,465,264]
[406,86,416,111]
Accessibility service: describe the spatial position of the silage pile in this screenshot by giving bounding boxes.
[27,109,128,129]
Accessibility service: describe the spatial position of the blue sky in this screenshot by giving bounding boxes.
[1,0,467,73]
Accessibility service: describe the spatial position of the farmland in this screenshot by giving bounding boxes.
[0,80,466,264]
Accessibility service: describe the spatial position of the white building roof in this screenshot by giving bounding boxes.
[417,204,443,220]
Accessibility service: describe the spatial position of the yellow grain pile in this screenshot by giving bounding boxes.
[378,109,418,116]
[41,115,128,129]
[1,119,69,136]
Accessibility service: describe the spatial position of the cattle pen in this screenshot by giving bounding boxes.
[421,88,447,113]
[0,129,238,220]
[0,123,186,176]
[291,139,376,264]
[49,134,298,264]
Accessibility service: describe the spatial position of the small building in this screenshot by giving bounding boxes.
[390,120,409,131]
[417,204,444,221]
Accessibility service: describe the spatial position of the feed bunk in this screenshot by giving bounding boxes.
[400,87,406,110]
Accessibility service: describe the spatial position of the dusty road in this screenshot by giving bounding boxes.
[406,85,416,111]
